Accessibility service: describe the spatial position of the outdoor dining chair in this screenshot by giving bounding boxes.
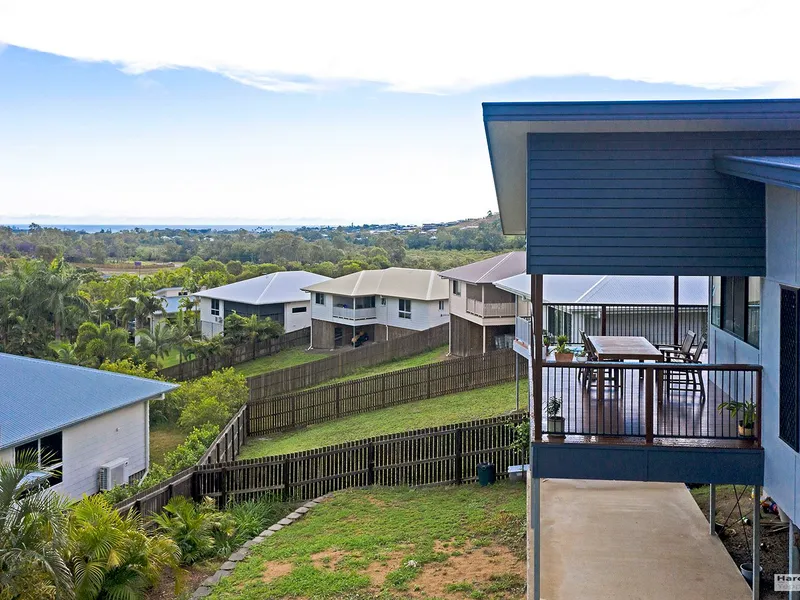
[659,330,696,363]
[665,334,707,401]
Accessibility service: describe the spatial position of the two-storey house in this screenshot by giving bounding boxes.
[302,267,448,349]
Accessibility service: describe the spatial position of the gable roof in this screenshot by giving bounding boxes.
[438,252,526,284]
[302,268,448,301]
[193,271,331,305]
[494,274,707,305]
[0,354,177,450]
[483,99,800,234]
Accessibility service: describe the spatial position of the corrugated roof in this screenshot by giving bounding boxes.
[302,268,448,301]
[439,252,526,284]
[194,271,331,305]
[0,354,177,450]
[494,274,708,305]
[494,274,604,303]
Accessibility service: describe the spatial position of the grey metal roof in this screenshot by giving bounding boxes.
[0,354,177,450]
[194,271,331,305]
[303,268,448,301]
[439,252,526,284]
[493,274,604,303]
[494,274,708,305]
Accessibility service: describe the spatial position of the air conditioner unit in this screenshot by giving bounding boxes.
[215,316,223,323]
[98,457,129,491]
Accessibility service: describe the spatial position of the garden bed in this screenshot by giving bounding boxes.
[691,484,790,599]
[207,484,527,599]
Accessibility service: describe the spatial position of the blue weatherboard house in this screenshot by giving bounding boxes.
[484,99,800,600]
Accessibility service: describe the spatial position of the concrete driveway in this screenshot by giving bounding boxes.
[535,479,751,600]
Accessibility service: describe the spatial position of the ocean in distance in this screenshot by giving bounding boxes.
[5,224,302,233]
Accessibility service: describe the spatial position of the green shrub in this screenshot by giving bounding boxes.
[153,497,236,564]
[226,495,294,543]
[179,396,231,431]
[168,368,248,428]
[67,494,179,598]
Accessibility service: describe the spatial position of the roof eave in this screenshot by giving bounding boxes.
[715,156,800,191]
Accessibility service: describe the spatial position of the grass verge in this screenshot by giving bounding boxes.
[232,347,327,378]
[208,484,526,600]
[239,380,522,459]
[149,424,187,465]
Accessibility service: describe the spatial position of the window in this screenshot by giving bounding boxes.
[355,296,375,309]
[399,299,411,319]
[291,306,307,314]
[438,300,446,311]
[315,293,325,306]
[210,299,220,316]
[15,431,63,486]
[714,276,760,348]
[780,287,800,451]
[452,281,461,296]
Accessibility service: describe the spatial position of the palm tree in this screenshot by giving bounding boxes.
[49,340,79,364]
[241,314,284,360]
[0,451,74,600]
[75,322,133,367]
[120,292,166,333]
[136,321,176,366]
[34,257,89,342]
[67,495,178,600]
[171,312,196,364]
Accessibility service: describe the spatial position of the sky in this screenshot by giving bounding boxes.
[1,1,799,226]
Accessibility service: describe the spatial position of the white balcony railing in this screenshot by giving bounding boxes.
[332,306,377,321]
[515,316,531,346]
[466,298,516,318]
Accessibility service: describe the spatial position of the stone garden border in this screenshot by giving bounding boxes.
[191,494,333,599]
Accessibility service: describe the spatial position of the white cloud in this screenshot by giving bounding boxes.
[1,0,798,94]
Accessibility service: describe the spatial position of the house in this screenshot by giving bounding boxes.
[484,98,800,599]
[193,271,331,338]
[149,286,191,330]
[0,353,176,500]
[495,274,709,354]
[439,252,525,355]
[302,267,448,349]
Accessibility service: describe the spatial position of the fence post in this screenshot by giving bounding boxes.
[381,375,386,407]
[191,470,200,502]
[282,458,291,501]
[167,483,174,501]
[335,386,341,418]
[291,396,296,428]
[245,404,250,438]
[367,442,375,486]
[601,305,607,336]
[133,499,141,516]
[426,364,432,399]
[219,467,228,510]
[454,427,463,485]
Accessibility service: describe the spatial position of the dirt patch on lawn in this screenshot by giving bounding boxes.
[414,544,525,598]
[310,549,351,570]
[261,561,294,583]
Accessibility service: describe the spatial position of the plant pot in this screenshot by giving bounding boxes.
[740,562,763,584]
[548,416,565,436]
[554,352,574,363]
[575,356,587,363]
[738,420,754,438]
[508,464,528,484]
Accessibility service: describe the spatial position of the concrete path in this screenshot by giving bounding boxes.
[535,479,751,600]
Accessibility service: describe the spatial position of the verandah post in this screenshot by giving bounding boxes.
[531,274,543,441]
[673,276,680,346]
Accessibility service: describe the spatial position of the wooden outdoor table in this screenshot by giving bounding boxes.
[587,336,664,402]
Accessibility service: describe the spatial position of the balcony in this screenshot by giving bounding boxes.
[332,306,377,321]
[466,298,516,318]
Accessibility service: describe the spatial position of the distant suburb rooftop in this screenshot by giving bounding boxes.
[193,270,331,304]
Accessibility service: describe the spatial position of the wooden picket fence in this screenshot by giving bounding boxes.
[198,404,249,466]
[248,349,518,435]
[159,327,311,381]
[246,324,448,400]
[115,413,527,517]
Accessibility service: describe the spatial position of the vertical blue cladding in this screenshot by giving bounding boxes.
[526,131,800,276]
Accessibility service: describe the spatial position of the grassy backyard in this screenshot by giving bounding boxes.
[149,424,186,465]
[239,380,522,459]
[232,347,327,378]
[208,484,527,600]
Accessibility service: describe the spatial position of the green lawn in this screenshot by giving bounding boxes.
[239,380,523,459]
[232,347,327,378]
[149,424,186,465]
[158,348,182,368]
[307,344,449,388]
[208,484,526,600]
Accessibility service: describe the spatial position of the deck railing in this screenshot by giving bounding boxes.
[466,298,516,318]
[537,362,761,445]
[542,303,708,347]
[515,316,531,347]
[332,306,377,320]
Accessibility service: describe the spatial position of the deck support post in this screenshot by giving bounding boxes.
[515,353,520,411]
[673,276,680,346]
[790,520,798,600]
[753,484,761,600]
[709,484,716,535]
[531,473,541,600]
[531,274,543,441]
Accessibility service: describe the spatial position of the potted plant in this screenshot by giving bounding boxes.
[542,334,551,358]
[575,349,588,363]
[506,417,530,483]
[717,400,756,438]
[546,396,565,435]
[553,335,574,363]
